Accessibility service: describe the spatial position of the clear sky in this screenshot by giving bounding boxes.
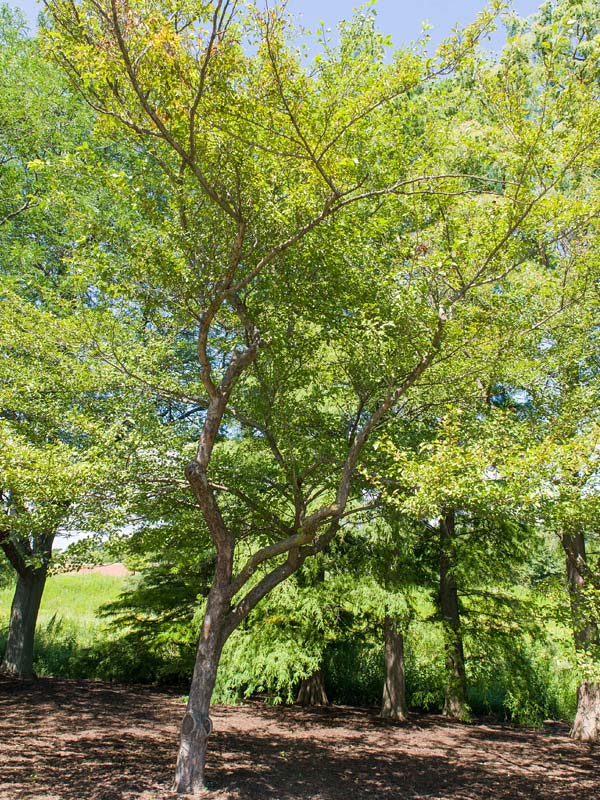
[10,0,543,46]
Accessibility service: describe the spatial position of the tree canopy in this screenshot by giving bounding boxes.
[1,0,600,794]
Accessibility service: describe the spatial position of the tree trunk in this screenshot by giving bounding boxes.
[561,530,600,743]
[0,566,47,678]
[439,512,470,721]
[571,682,600,743]
[296,668,329,706]
[562,531,599,651]
[173,586,229,796]
[381,616,408,721]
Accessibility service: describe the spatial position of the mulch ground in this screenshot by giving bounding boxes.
[0,677,598,800]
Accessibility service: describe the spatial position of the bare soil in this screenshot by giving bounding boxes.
[0,676,598,800]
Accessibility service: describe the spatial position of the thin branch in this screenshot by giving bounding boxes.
[0,198,35,226]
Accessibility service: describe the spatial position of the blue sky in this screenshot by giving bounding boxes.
[11,0,543,46]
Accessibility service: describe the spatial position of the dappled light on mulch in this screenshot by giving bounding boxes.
[0,677,598,799]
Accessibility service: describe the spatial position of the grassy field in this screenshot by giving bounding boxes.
[0,571,191,683]
[0,573,132,649]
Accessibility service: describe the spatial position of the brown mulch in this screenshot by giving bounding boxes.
[0,677,598,800]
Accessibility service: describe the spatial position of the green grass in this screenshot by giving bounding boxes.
[0,572,141,680]
[0,573,131,642]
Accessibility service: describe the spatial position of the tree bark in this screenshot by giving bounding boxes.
[0,566,48,678]
[296,668,329,706]
[439,511,470,721]
[381,616,409,721]
[571,682,600,743]
[173,585,230,796]
[561,530,600,743]
[562,531,599,651]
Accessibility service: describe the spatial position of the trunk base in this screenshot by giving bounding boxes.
[173,719,210,796]
[0,567,47,679]
[296,669,328,706]
[381,706,409,723]
[0,663,37,679]
[571,682,600,743]
[443,696,472,723]
[381,618,409,722]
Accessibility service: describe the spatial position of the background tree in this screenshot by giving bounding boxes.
[0,6,98,677]
[0,4,167,678]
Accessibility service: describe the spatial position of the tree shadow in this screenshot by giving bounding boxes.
[1,678,599,800]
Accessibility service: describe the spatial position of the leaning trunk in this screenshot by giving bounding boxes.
[561,530,600,743]
[0,566,47,678]
[381,616,408,721]
[173,585,230,795]
[439,512,470,721]
[296,668,329,706]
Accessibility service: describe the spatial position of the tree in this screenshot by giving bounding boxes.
[0,5,162,677]
[340,519,417,722]
[42,0,600,791]
[514,379,600,740]
[0,6,96,677]
[370,407,530,718]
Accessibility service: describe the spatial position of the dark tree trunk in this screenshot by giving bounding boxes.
[173,585,230,795]
[561,530,600,743]
[562,531,599,650]
[439,511,470,721]
[0,566,47,678]
[381,616,408,721]
[296,668,329,706]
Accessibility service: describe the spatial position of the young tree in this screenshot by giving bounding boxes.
[370,407,528,719]
[516,389,600,740]
[342,519,417,722]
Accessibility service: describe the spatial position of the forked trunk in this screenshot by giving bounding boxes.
[439,512,470,721]
[296,668,328,706]
[173,586,229,795]
[0,566,47,678]
[561,531,600,743]
[381,616,408,722]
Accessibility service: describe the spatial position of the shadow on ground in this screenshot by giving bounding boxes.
[0,677,597,799]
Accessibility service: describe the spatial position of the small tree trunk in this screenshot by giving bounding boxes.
[173,586,229,796]
[439,512,470,721]
[0,566,47,678]
[571,682,600,743]
[562,531,599,651]
[296,668,329,706]
[561,531,600,743]
[381,616,408,721]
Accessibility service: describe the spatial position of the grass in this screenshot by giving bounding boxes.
[0,573,132,643]
[0,572,142,680]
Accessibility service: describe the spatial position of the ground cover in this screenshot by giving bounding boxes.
[0,572,133,678]
[0,572,130,635]
[0,676,597,800]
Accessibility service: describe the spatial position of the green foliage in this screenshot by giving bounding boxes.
[323,641,384,706]
[0,2,599,756]
[0,568,579,723]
